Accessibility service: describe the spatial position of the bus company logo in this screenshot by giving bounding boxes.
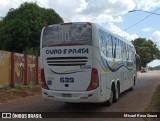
[2,113,11,118]
[46,48,89,55]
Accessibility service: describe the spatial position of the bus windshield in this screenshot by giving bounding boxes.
[42,23,92,47]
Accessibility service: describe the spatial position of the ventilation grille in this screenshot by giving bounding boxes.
[46,57,88,66]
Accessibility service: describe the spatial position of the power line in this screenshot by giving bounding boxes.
[10,0,20,5]
[33,0,46,8]
[33,0,71,22]
[129,10,160,16]
[123,8,160,32]
[9,0,71,22]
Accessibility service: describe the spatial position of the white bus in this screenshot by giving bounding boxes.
[40,22,137,105]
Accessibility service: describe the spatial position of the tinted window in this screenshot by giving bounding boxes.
[42,23,92,47]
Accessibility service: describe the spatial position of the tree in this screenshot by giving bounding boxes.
[132,38,160,67]
[0,2,63,54]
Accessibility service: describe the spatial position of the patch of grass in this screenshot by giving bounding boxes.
[145,85,160,121]
[2,83,12,90]
[0,84,41,103]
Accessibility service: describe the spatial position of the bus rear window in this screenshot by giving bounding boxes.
[42,23,92,47]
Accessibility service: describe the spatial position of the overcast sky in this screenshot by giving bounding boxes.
[0,0,160,66]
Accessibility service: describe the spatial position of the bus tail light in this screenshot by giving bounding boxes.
[41,69,49,90]
[86,68,99,91]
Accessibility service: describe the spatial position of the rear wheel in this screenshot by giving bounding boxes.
[113,83,120,102]
[129,86,134,91]
[129,78,136,91]
[104,88,113,106]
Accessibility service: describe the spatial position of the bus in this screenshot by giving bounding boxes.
[40,22,137,105]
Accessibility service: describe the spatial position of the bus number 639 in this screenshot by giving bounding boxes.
[60,77,74,83]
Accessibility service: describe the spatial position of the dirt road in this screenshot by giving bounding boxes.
[0,70,160,121]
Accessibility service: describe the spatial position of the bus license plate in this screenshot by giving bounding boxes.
[62,94,72,97]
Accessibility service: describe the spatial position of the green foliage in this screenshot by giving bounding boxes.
[132,38,160,67]
[0,2,63,54]
[23,47,39,55]
[2,83,12,90]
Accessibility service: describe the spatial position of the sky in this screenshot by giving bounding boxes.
[0,0,160,67]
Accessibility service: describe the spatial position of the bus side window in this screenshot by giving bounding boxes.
[124,43,127,60]
[119,40,122,59]
[111,36,114,58]
[127,45,129,60]
[122,42,126,60]
[105,43,108,57]
[107,34,111,58]
[100,30,107,56]
[105,32,110,57]
[113,37,117,58]
[102,32,106,55]
[117,39,121,59]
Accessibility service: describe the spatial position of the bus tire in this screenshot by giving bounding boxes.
[113,83,119,102]
[129,78,136,91]
[129,85,135,91]
[104,88,113,106]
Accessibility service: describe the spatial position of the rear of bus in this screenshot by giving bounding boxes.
[40,22,101,103]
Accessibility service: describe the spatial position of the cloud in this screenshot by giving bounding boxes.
[152,31,160,44]
[46,0,126,23]
[72,15,123,23]
[135,0,160,11]
[78,0,135,16]
[74,0,135,24]
[76,0,88,13]
[48,0,80,22]
[107,23,139,41]
[142,28,152,32]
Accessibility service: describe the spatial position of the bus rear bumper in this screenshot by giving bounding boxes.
[41,88,104,103]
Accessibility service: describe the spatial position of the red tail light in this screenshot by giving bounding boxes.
[41,69,49,90]
[87,68,99,91]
